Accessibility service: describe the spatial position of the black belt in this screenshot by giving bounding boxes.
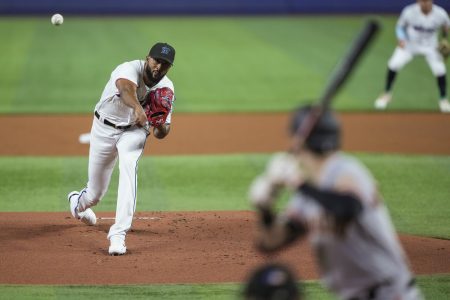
[95,111,132,130]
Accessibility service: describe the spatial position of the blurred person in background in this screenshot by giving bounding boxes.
[374,0,450,112]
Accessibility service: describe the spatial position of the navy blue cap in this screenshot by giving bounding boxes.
[149,42,175,65]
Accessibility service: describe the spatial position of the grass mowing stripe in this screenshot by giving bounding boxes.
[0,275,448,299]
[0,16,445,113]
[0,155,265,212]
[358,153,450,238]
[0,153,449,238]
[0,283,337,300]
[0,283,288,300]
[0,19,36,112]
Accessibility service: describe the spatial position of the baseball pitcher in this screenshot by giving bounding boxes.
[68,42,176,255]
[375,0,450,112]
[249,106,423,300]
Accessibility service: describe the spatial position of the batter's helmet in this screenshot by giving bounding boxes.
[243,263,301,300]
[290,105,341,154]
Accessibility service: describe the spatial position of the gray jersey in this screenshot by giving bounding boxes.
[286,153,415,299]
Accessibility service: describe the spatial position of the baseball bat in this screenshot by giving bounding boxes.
[293,19,380,151]
[258,20,380,227]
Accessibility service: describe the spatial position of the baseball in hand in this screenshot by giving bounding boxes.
[51,14,64,26]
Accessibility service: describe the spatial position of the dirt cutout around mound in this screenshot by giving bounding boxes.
[0,212,449,284]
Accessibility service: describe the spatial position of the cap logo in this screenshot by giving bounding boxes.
[161,46,171,55]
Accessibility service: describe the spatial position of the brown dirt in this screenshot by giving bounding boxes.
[0,112,449,156]
[0,112,449,284]
[0,212,449,284]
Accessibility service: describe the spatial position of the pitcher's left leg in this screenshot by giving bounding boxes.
[107,127,147,255]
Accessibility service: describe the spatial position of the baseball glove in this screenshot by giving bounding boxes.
[438,39,450,59]
[144,87,174,127]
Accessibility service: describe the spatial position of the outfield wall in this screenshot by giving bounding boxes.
[1,0,450,15]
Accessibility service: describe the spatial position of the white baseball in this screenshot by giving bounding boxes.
[78,133,91,144]
[51,14,64,26]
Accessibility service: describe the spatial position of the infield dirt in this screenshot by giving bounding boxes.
[1,112,450,156]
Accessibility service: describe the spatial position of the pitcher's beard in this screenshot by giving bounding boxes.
[145,67,163,85]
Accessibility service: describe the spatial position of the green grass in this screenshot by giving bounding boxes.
[1,14,448,300]
[0,283,312,300]
[0,284,240,300]
[359,153,450,238]
[0,154,448,297]
[0,155,264,212]
[0,153,449,238]
[0,275,448,299]
[0,16,446,113]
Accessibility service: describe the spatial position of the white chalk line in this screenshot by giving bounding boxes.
[97,217,161,221]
